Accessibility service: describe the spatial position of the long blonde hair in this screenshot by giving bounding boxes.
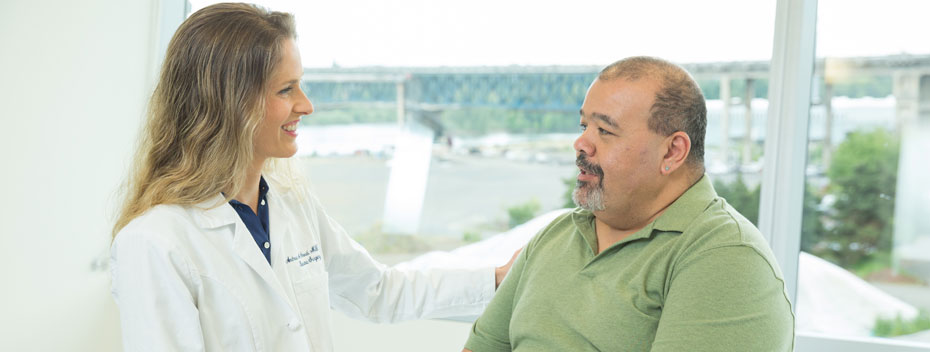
[113,3,299,237]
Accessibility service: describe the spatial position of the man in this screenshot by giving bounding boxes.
[463,57,794,352]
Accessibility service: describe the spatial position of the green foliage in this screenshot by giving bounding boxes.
[816,128,899,270]
[853,251,894,278]
[711,129,896,272]
[462,231,482,243]
[438,108,578,135]
[507,199,541,228]
[352,223,433,254]
[713,175,761,224]
[301,76,891,134]
[301,106,579,135]
[873,311,930,337]
[561,176,578,209]
[300,107,395,125]
[698,78,769,100]
[694,75,889,101]
[799,187,826,254]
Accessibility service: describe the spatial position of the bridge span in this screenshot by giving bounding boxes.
[301,54,930,168]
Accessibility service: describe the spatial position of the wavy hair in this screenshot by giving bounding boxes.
[113,3,300,236]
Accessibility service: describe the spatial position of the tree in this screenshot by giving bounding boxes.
[714,175,760,224]
[815,129,899,270]
[561,176,578,209]
[507,199,541,228]
[799,187,825,254]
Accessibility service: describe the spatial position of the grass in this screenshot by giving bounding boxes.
[507,199,540,228]
[873,310,930,337]
[352,223,435,254]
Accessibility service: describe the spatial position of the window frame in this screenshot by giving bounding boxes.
[758,0,816,312]
[153,0,188,77]
[797,332,930,352]
[764,0,930,350]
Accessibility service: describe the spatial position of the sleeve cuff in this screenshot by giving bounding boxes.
[421,266,497,320]
[464,321,511,352]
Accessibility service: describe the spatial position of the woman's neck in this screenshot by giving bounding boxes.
[234,157,266,214]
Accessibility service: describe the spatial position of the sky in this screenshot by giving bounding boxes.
[189,0,930,68]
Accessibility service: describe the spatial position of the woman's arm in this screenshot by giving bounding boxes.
[111,229,205,351]
[307,195,498,323]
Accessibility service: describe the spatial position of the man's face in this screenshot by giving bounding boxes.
[573,78,666,218]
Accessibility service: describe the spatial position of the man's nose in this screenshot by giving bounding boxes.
[573,131,594,157]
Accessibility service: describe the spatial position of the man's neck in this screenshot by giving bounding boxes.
[593,205,669,254]
[592,172,699,254]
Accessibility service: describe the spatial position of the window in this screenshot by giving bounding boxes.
[793,0,930,348]
[179,0,930,350]
[190,0,778,264]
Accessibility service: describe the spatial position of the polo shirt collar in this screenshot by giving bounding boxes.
[570,208,597,253]
[227,176,269,208]
[194,176,272,229]
[651,174,718,233]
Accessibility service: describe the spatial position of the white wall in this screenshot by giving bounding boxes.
[0,1,481,350]
[0,0,159,350]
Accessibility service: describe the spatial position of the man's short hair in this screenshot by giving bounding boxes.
[598,57,707,168]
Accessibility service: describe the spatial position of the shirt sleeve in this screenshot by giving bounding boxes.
[307,195,497,323]
[651,245,795,352]
[463,242,529,352]
[110,230,205,352]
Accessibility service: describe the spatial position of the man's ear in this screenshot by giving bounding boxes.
[660,131,691,175]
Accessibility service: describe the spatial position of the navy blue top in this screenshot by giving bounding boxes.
[228,177,271,264]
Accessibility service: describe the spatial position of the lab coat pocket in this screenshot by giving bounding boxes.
[292,272,334,352]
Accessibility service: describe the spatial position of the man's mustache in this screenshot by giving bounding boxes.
[576,153,604,180]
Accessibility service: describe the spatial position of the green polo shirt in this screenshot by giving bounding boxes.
[466,175,795,352]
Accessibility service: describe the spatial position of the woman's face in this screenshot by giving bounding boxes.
[254,38,313,161]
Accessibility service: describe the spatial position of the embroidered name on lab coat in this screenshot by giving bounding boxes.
[286,244,321,266]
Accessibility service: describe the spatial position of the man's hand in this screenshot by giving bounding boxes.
[494,248,523,289]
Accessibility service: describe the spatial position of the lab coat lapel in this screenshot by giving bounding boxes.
[267,190,304,294]
[230,216,290,300]
[195,194,291,302]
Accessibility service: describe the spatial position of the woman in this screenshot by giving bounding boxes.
[110,3,515,351]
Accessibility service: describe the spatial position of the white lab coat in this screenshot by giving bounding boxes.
[110,181,495,352]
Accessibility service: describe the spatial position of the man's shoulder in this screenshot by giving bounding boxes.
[520,209,582,252]
[676,198,776,259]
[676,197,783,274]
[537,208,580,236]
